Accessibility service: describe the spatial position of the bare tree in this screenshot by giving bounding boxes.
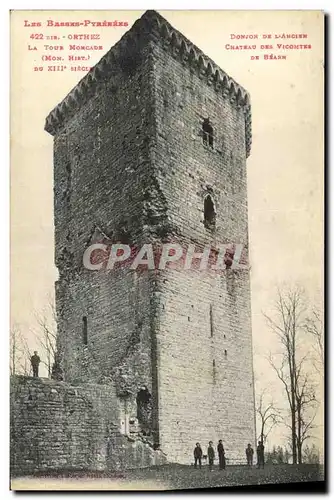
[304,308,324,375]
[11,295,57,379]
[256,388,281,444]
[10,324,32,376]
[10,324,19,376]
[303,443,320,464]
[32,297,57,378]
[281,370,318,464]
[265,285,318,464]
[295,369,318,463]
[18,333,33,376]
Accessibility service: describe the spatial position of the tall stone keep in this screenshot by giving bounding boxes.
[45,10,255,464]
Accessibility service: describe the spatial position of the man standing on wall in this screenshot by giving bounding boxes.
[30,351,41,377]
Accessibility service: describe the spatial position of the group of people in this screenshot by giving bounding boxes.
[193,440,265,470]
[246,441,265,468]
[194,440,226,470]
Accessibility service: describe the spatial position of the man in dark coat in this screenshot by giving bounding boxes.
[30,351,41,377]
[217,440,226,470]
[194,442,203,468]
[257,441,265,468]
[207,441,215,471]
[246,443,254,466]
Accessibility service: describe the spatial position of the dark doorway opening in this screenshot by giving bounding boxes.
[136,386,152,435]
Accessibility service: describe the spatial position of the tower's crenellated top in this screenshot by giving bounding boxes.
[45,10,252,156]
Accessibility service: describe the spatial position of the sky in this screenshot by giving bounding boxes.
[10,10,324,454]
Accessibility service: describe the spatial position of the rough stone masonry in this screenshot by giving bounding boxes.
[11,10,256,473]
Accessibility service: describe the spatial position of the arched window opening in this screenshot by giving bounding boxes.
[136,386,152,436]
[204,194,216,230]
[202,118,214,147]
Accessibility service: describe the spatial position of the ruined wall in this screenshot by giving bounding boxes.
[148,38,256,463]
[10,376,167,476]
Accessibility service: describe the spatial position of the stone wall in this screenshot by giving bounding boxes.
[147,34,256,464]
[10,376,167,476]
[156,270,255,464]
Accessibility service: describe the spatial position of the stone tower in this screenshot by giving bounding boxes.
[45,10,255,464]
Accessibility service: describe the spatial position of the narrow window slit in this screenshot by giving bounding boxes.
[83,316,88,345]
[209,304,214,337]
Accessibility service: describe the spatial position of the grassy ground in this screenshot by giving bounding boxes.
[11,463,325,491]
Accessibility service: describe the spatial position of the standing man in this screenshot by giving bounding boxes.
[245,443,254,466]
[207,441,215,471]
[30,351,41,377]
[217,440,226,470]
[194,442,203,469]
[257,440,265,468]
